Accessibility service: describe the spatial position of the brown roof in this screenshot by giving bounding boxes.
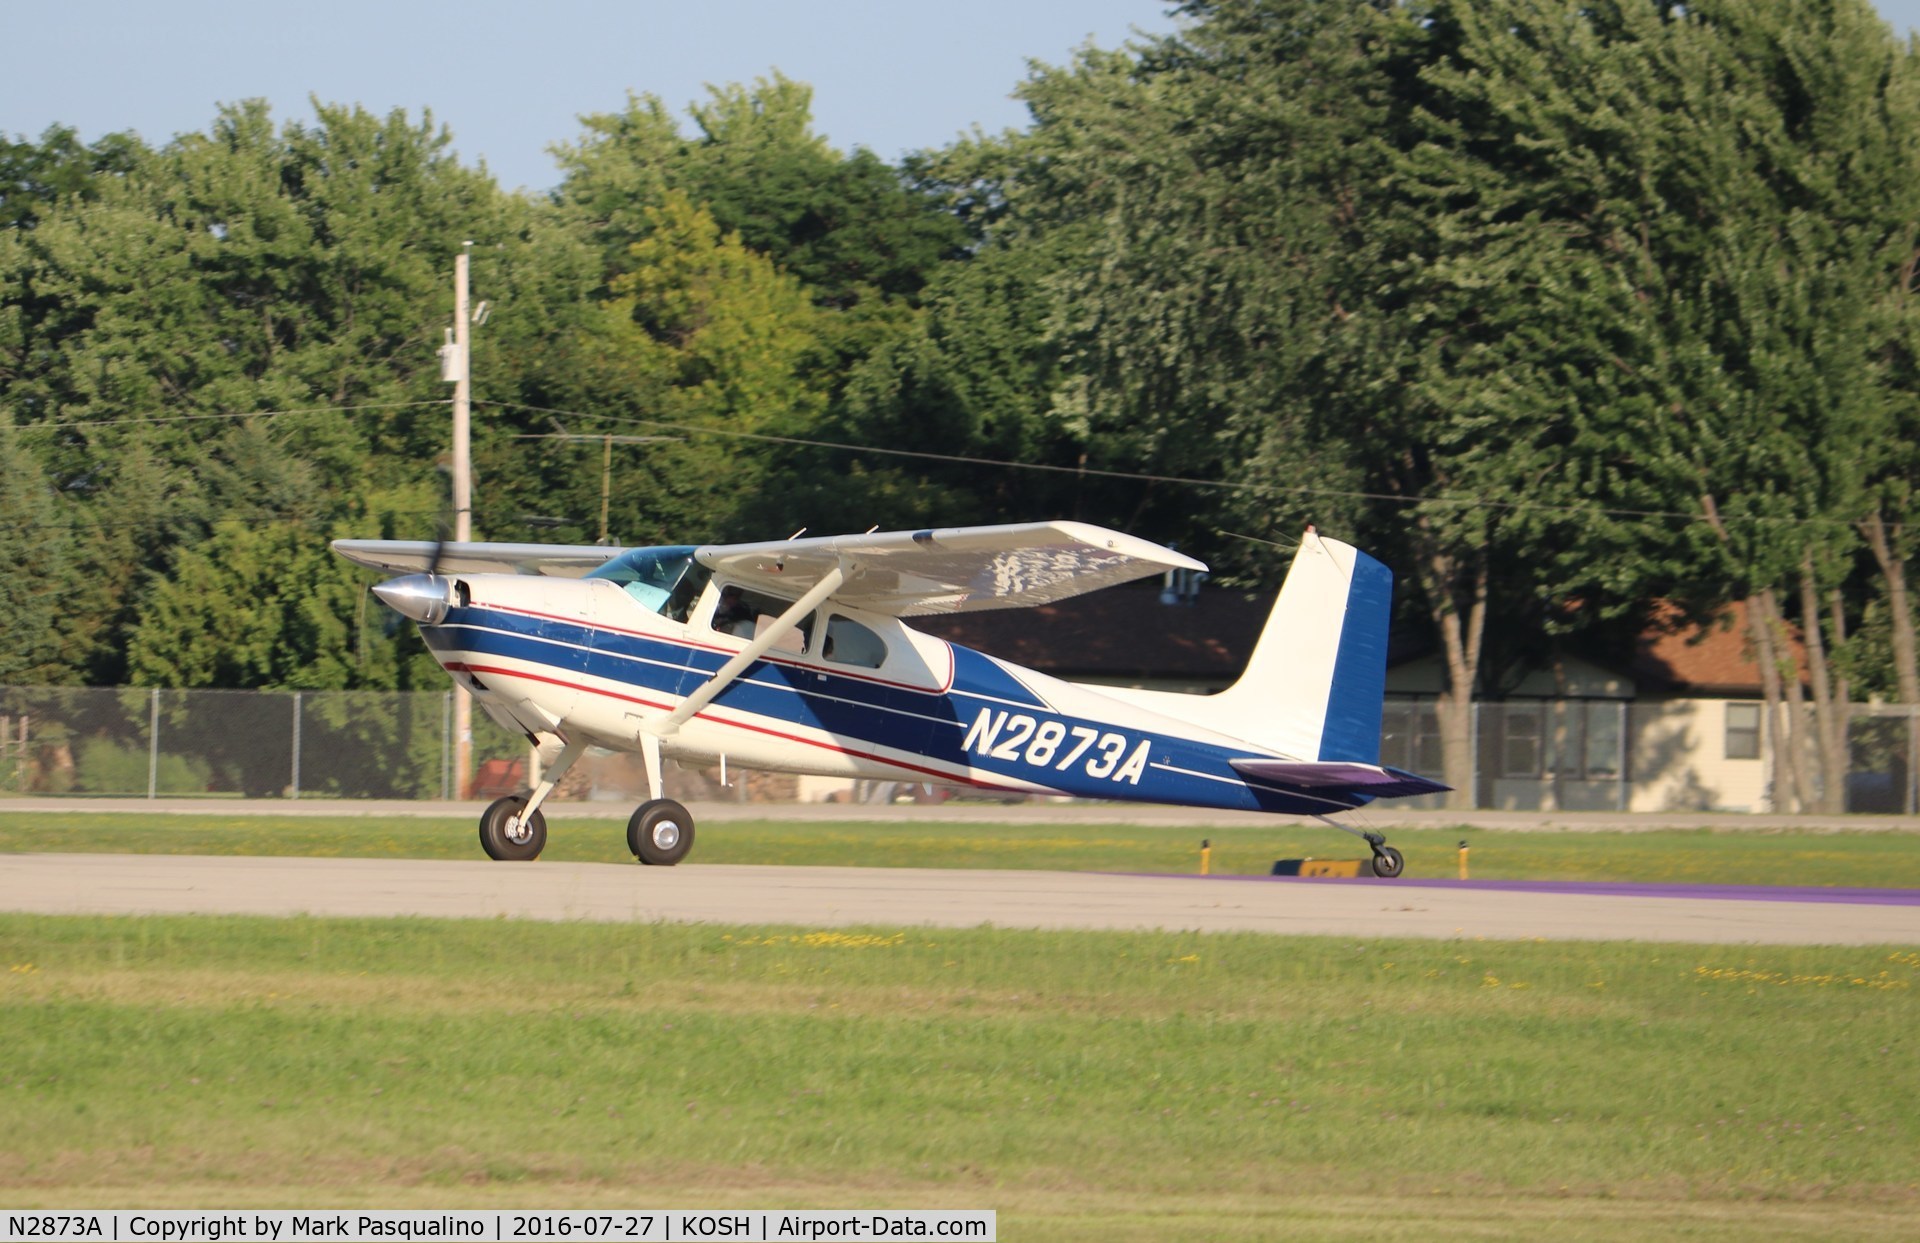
[1626,600,1807,697]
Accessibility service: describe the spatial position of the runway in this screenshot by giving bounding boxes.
[5,853,1919,944]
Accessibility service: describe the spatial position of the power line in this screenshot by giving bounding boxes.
[0,393,1860,534]
[5,400,450,435]
[480,399,1854,532]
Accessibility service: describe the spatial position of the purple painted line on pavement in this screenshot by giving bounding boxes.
[1128,874,1920,906]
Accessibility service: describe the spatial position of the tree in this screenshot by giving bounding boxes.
[555,74,964,309]
[0,423,74,685]
[0,98,571,686]
[488,192,829,545]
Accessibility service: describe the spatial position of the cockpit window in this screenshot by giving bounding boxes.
[585,545,709,621]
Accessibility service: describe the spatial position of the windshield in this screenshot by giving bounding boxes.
[585,545,708,620]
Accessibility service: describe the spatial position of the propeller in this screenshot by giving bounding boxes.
[372,503,459,627]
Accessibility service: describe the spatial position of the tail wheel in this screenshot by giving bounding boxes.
[1371,845,1405,879]
[628,798,695,866]
[479,793,547,861]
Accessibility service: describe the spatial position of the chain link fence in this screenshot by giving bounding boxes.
[6,685,1920,812]
[0,687,526,799]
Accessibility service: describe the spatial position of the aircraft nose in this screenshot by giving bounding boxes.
[371,574,454,625]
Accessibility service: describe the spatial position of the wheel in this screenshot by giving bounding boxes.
[478,792,547,861]
[627,798,695,866]
[1371,845,1405,879]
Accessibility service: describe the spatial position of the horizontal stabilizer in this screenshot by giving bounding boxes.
[1230,758,1451,800]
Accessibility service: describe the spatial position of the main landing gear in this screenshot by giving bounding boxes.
[627,799,695,866]
[1315,815,1405,879]
[475,731,701,866]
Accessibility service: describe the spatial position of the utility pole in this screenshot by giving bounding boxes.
[507,431,676,543]
[451,243,474,799]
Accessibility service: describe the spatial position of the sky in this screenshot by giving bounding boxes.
[8,3,1920,197]
[2,1,1181,194]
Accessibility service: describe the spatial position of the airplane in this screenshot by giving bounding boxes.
[332,522,1448,875]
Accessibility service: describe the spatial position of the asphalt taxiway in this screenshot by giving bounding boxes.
[4,852,1917,945]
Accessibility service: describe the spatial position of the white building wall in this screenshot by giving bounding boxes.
[1627,700,1768,812]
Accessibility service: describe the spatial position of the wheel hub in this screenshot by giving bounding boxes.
[652,821,681,851]
[505,812,533,845]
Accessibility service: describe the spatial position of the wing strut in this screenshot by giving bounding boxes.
[655,562,849,736]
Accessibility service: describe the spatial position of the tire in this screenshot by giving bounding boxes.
[478,793,547,861]
[627,798,695,866]
[1371,845,1405,879]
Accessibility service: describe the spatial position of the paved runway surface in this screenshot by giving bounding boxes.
[11,796,1920,832]
[5,853,1919,944]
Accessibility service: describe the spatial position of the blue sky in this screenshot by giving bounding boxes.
[6,2,1918,195]
[2,1,1177,193]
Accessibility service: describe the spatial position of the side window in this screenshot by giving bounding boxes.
[822,615,888,669]
[709,585,811,654]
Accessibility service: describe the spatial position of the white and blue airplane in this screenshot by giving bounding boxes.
[333,522,1446,874]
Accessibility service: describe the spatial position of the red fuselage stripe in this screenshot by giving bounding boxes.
[447,660,1026,793]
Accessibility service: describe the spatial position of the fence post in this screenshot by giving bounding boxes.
[1616,700,1629,812]
[1470,701,1482,810]
[1910,704,1919,816]
[442,690,453,801]
[291,692,302,801]
[147,688,159,800]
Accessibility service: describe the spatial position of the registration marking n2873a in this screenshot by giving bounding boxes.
[961,708,1149,784]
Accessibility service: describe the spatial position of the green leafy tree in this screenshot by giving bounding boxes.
[555,74,963,308]
[489,192,828,544]
[0,423,75,685]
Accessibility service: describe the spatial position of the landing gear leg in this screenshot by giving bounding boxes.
[1315,815,1406,880]
[477,735,589,862]
[627,733,695,866]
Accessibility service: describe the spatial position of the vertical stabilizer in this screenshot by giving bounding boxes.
[1205,530,1393,762]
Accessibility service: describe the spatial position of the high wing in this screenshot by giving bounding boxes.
[696,521,1207,616]
[330,540,622,578]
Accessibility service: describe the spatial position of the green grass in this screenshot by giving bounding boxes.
[2,913,1917,1239]
[5,811,1920,887]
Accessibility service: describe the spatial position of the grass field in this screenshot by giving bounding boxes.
[2,913,1917,1239]
[6,811,1920,887]
[4,812,1919,1238]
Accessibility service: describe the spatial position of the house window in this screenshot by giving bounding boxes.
[1381,700,1442,775]
[1581,702,1623,780]
[1501,704,1543,778]
[1725,702,1761,760]
[1555,701,1624,781]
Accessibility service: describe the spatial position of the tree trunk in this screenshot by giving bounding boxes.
[1799,555,1848,813]
[1861,509,1920,705]
[1421,542,1488,811]
[1699,493,1806,812]
[1744,588,1802,813]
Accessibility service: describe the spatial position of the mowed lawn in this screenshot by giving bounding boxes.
[2,914,1917,1240]
[5,810,1920,887]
